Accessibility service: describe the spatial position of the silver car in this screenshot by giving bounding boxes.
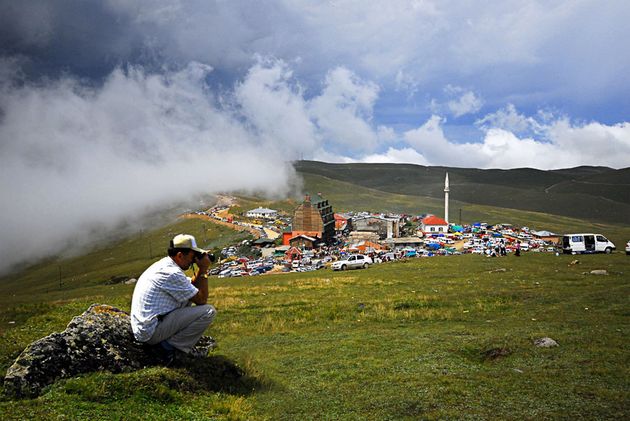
[332,254,373,271]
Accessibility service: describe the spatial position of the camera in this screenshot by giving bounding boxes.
[195,251,215,262]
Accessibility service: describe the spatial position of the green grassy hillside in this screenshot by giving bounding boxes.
[1,254,629,419]
[300,172,630,248]
[547,168,630,204]
[294,161,630,225]
[0,218,251,306]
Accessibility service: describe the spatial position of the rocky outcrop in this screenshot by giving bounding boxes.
[4,304,152,397]
[534,337,559,348]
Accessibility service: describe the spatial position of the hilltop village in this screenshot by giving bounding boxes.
[185,175,563,277]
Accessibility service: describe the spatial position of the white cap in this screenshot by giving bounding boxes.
[171,234,207,253]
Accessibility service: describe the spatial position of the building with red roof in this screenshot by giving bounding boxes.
[421,215,449,234]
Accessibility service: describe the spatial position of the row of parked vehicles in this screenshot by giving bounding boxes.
[331,235,628,270]
[212,233,628,278]
[461,231,626,256]
[211,257,276,278]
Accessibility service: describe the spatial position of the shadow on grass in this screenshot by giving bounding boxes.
[173,354,271,395]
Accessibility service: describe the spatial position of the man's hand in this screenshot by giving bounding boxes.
[195,253,211,274]
[191,254,211,305]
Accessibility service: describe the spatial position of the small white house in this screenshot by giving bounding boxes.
[421,215,449,233]
[245,207,278,220]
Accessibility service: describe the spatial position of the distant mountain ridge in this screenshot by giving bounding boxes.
[294,161,630,225]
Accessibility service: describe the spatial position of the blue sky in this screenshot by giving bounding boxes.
[0,0,629,272]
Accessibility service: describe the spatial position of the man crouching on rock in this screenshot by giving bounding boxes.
[131,234,216,365]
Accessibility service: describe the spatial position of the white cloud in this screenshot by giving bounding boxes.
[316,145,430,166]
[472,122,630,169]
[394,69,420,98]
[447,90,483,117]
[360,147,430,165]
[234,57,319,157]
[429,85,483,118]
[309,67,380,152]
[376,125,397,142]
[311,148,355,164]
[396,113,630,169]
[547,119,630,167]
[0,62,299,274]
[475,103,542,134]
[403,115,480,166]
[476,129,561,168]
[233,61,386,156]
[404,114,448,146]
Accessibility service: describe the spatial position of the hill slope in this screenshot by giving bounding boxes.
[294,161,630,224]
[298,172,630,247]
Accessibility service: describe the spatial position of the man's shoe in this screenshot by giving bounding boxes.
[191,336,217,358]
[176,337,217,360]
[187,347,209,358]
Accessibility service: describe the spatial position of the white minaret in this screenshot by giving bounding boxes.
[444,172,450,224]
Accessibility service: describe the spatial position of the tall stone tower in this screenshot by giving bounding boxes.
[292,193,335,245]
[444,172,450,224]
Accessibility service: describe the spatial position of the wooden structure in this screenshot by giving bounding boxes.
[284,193,335,245]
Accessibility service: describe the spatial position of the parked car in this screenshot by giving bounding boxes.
[331,254,373,271]
[562,233,616,254]
[625,240,630,255]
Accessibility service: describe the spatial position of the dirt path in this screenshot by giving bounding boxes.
[181,214,262,238]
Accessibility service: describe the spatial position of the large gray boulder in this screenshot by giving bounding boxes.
[4,304,152,397]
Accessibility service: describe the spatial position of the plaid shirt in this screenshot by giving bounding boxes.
[130,256,198,342]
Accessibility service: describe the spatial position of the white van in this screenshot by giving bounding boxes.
[562,234,616,254]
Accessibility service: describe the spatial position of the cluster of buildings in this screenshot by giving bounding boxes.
[277,175,454,251]
[201,173,562,273]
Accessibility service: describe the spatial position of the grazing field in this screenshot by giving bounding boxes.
[2,252,629,420]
